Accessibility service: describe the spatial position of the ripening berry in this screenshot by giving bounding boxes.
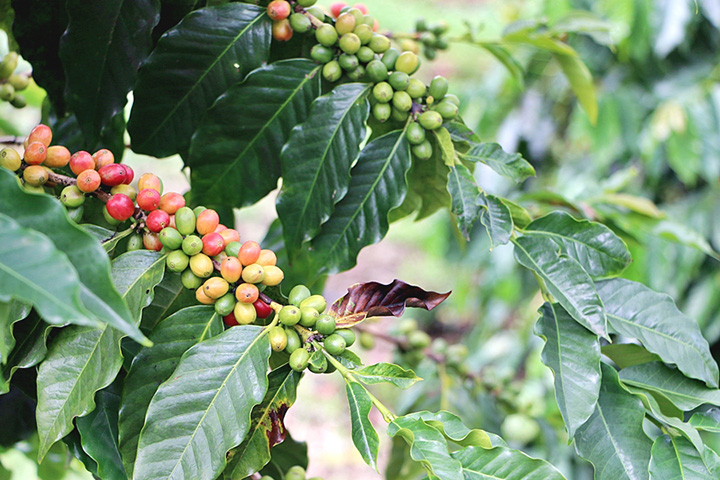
[241,263,265,284]
[253,299,273,319]
[146,209,170,233]
[98,164,127,186]
[143,232,163,251]
[110,184,137,201]
[267,0,291,20]
[202,232,225,256]
[23,142,47,165]
[202,277,229,299]
[0,147,21,171]
[27,124,52,148]
[236,241,261,266]
[76,169,101,192]
[214,224,227,233]
[330,2,347,18]
[23,165,48,186]
[272,19,293,41]
[158,192,185,215]
[268,326,288,352]
[223,311,239,327]
[261,265,284,286]
[189,253,214,278]
[218,228,240,245]
[353,3,368,13]
[92,149,114,168]
[256,249,277,266]
[137,188,161,211]
[69,151,95,175]
[195,287,215,305]
[335,12,356,35]
[196,209,219,235]
[106,193,135,221]
[137,172,163,194]
[60,185,85,208]
[44,145,71,168]
[235,283,260,304]
[234,301,257,325]
[220,256,242,283]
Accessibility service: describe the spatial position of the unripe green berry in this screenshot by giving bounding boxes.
[289,13,312,33]
[285,328,302,353]
[288,284,312,306]
[446,344,469,366]
[8,74,29,91]
[0,147,22,171]
[67,206,84,224]
[323,333,346,355]
[297,0,317,7]
[423,46,437,60]
[299,307,320,327]
[346,65,365,81]
[192,206,207,217]
[431,20,450,36]
[224,241,241,257]
[315,314,336,335]
[60,185,86,208]
[159,227,183,250]
[444,93,460,106]
[406,122,426,145]
[406,78,426,98]
[391,106,409,122]
[182,235,203,256]
[0,83,15,101]
[338,53,359,71]
[335,12,356,35]
[307,354,328,374]
[0,52,18,80]
[214,292,236,316]
[299,294,327,313]
[399,318,418,334]
[289,348,310,371]
[166,250,190,273]
[279,305,302,326]
[418,110,443,130]
[322,60,342,82]
[315,24,338,46]
[356,45,375,63]
[306,5,324,20]
[372,82,393,103]
[175,206,196,235]
[339,33,361,54]
[429,75,449,100]
[366,60,388,82]
[392,91,412,112]
[372,103,391,122]
[353,24,373,44]
[412,140,433,160]
[435,100,459,120]
[395,51,419,74]
[408,330,431,349]
[369,34,390,53]
[335,328,356,347]
[359,331,375,349]
[127,234,143,251]
[380,48,400,70]
[388,71,410,91]
[9,94,26,109]
[361,15,374,27]
[310,44,334,63]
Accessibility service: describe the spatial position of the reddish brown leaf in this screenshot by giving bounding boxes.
[329,279,451,328]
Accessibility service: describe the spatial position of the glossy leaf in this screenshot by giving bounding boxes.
[536,302,601,436]
[524,211,631,277]
[82,225,135,254]
[448,164,481,240]
[388,415,464,480]
[119,306,223,477]
[453,445,567,479]
[393,140,451,221]
[128,3,271,157]
[553,52,598,124]
[189,59,321,208]
[499,197,532,229]
[60,0,159,145]
[403,411,496,448]
[619,362,720,411]
[276,83,371,261]
[225,365,302,479]
[601,344,662,369]
[110,250,166,323]
[478,193,513,248]
[0,169,147,345]
[76,384,125,480]
[308,129,412,275]
[574,363,652,480]
[689,409,720,433]
[461,141,535,183]
[0,300,30,365]
[133,325,271,480]
[0,313,52,394]
[329,279,451,328]
[596,278,719,388]
[513,235,607,337]
[346,381,380,470]
[433,127,456,166]
[139,272,196,332]
[353,362,421,389]
[649,435,718,479]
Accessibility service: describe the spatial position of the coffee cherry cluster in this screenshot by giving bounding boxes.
[262,465,322,480]
[396,318,469,374]
[0,52,31,109]
[413,18,450,60]
[269,2,459,161]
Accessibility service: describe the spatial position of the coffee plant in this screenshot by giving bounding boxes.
[1,0,719,479]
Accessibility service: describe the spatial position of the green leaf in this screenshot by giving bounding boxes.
[225,365,302,479]
[601,344,663,369]
[188,59,321,208]
[447,164,481,241]
[308,129,412,275]
[553,52,598,124]
[433,127,455,166]
[388,415,464,480]
[513,235,607,337]
[524,211,631,277]
[536,302,601,436]
[353,362,422,389]
[649,435,718,479]
[119,306,223,477]
[476,43,524,87]
[139,272,196,332]
[133,325,271,480]
[498,197,532,229]
[652,220,720,261]
[689,409,720,433]
[81,225,135,254]
[0,312,52,394]
[503,29,578,56]
[398,143,452,220]
[257,432,308,479]
[76,384,125,480]
[478,193,513,248]
[460,142,535,183]
[276,83,371,261]
[619,362,720,411]
[596,278,719,388]
[60,0,159,146]
[574,363,652,480]
[0,211,97,329]
[127,3,271,157]
[403,411,496,448]
[110,250,166,323]
[0,168,147,345]
[0,300,30,365]
[345,381,380,470]
[453,445,567,479]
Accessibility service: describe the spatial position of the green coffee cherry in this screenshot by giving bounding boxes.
[298,0,317,7]
[166,250,190,273]
[391,106,409,122]
[175,206,196,235]
[286,466,306,480]
[8,75,28,91]
[315,314,336,335]
[444,93,460,106]
[285,328,302,353]
[446,344,469,366]
[356,45,375,63]
[366,59,388,82]
[289,348,310,371]
[380,48,400,70]
[432,20,449,36]
[424,46,437,60]
[214,293,236,316]
[395,51,419,74]
[369,34,391,53]
[67,206,84,223]
[435,100,458,120]
[322,60,342,82]
[288,285,311,306]
[354,24,373,44]
[60,185,86,208]
[399,318,418,334]
[315,24,338,46]
[182,235,203,256]
[406,122,426,145]
[338,53,359,71]
[392,91,412,112]
[412,140,433,160]
[225,241,241,257]
[418,110,443,130]
[289,13,312,33]
[359,331,375,349]
[279,305,301,326]
[335,12,356,35]
[159,227,183,250]
[372,82,393,103]
[335,328,356,347]
[268,326,288,352]
[361,14,374,27]
[346,65,365,81]
[306,5,324,20]
[299,307,320,327]
[10,94,26,109]
[310,44,334,63]
[408,330,431,349]
[0,52,18,79]
[300,294,327,313]
[127,234,143,251]
[372,103,391,122]
[0,84,14,101]
[323,333,346,355]
[406,78,427,98]
[346,7,364,24]
[429,75,449,99]
[181,268,203,289]
[192,206,206,217]
[388,71,410,91]
[339,33,361,54]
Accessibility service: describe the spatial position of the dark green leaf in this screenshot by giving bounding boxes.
[189,59,321,208]
[308,129,411,275]
[0,312,52,394]
[453,445,567,479]
[345,381,380,470]
[574,363,652,480]
[110,250,166,323]
[353,363,421,389]
[76,384,125,480]
[133,325,271,480]
[461,142,535,183]
[536,302,601,436]
[394,141,451,221]
[524,211,631,277]
[119,306,223,477]
[276,83,371,261]
[513,235,607,337]
[596,278,719,388]
[225,365,302,479]
[553,52,597,124]
[478,193,513,248]
[447,164,481,241]
[498,197,532,229]
[128,3,271,157]
[81,225,134,254]
[649,435,718,479]
[601,344,662,369]
[0,300,30,365]
[257,432,308,479]
[139,272,196,332]
[60,0,159,145]
[619,362,720,411]
[689,409,720,433]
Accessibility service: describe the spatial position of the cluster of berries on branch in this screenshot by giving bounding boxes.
[0,51,30,109]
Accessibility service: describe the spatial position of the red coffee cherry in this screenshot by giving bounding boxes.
[272,19,294,41]
[146,209,170,233]
[159,192,185,215]
[201,232,225,256]
[137,188,161,211]
[69,151,95,175]
[98,164,127,186]
[223,311,239,327]
[27,124,52,148]
[253,299,273,319]
[24,142,47,165]
[92,149,114,168]
[267,0,292,20]
[105,193,135,221]
[331,2,348,18]
[121,164,134,184]
[76,169,101,193]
